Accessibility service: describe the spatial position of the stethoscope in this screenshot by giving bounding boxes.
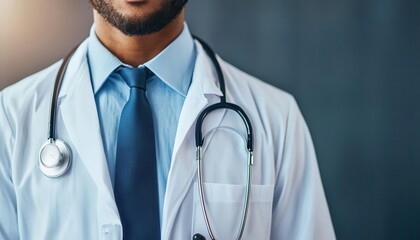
[38,37,254,240]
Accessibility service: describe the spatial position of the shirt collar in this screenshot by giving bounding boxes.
[87,22,196,97]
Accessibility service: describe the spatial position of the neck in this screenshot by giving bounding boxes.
[93,10,185,67]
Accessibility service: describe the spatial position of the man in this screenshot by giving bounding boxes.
[0,0,336,239]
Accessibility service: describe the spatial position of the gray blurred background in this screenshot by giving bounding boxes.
[1,0,419,239]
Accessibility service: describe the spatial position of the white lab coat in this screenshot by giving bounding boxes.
[0,39,336,240]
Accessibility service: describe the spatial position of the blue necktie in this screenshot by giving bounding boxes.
[115,66,160,239]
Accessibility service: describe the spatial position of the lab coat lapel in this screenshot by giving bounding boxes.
[162,41,224,239]
[58,41,121,233]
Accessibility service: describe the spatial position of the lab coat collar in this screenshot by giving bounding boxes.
[58,39,122,233]
[193,39,224,97]
[57,39,90,99]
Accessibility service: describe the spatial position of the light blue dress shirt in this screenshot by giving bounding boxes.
[86,24,197,221]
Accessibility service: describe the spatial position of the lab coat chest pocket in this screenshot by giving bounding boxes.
[191,127,274,239]
[192,183,274,240]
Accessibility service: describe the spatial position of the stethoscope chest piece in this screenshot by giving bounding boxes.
[39,138,71,178]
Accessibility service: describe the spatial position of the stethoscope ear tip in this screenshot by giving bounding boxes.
[193,233,207,240]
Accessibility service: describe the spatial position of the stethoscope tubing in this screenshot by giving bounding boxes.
[194,38,254,240]
[196,146,253,240]
[196,146,216,240]
[238,151,253,239]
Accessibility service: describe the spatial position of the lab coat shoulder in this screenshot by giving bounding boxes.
[218,59,336,239]
[0,60,61,154]
[0,59,61,162]
[219,57,296,153]
[0,60,62,125]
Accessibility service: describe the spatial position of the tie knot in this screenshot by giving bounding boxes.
[117,66,148,89]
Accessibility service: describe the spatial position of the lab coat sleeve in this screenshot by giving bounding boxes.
[271,97,336,239]
[0,91,19,239]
